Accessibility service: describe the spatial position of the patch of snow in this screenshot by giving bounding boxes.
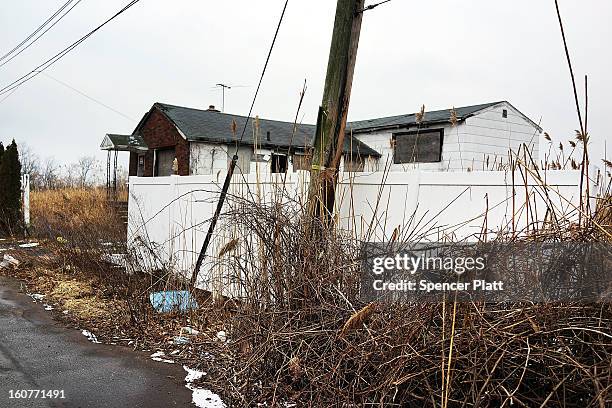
[150,351,175,364]
[63,310,69,315]
[1,254,20,269]
[19,242,39,248]
[182,327,200,335]
[29,293,45,302]
[82,330,101,344]
[184,365,206,382]
[190,388,225,408]
[216,331,227,342]
[43,304,54,311]
[101,253,127,267]
[183,366,225,408]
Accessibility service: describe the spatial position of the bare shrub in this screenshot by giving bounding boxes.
[186,189,611,407]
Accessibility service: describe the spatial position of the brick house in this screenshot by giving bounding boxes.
[102,100,541,179]
[121,102,380,177]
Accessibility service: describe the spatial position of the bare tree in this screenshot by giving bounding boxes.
[75,156,100,188]
[17,142,41,186]
[40,157,60,190]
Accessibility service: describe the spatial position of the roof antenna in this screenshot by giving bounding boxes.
[215,83,231,112]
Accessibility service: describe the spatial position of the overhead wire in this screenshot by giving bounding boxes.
[0,0,142,97]
[0,0,75,63]
[42,72,135,121]
[0,0,86,69]
[191,0,291,285]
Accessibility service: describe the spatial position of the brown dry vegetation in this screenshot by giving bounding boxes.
[3,182,610,407]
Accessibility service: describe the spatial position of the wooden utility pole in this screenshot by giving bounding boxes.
[307,0,365,220]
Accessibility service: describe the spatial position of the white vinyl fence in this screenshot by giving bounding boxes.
[21,173,30,227]
[128,169,597,290]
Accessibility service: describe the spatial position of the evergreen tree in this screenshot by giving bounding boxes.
[0,140,22,234]
[0,142,4,164]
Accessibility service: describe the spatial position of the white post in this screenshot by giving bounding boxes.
[21,173,30,227]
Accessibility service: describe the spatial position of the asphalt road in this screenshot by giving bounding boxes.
[0,276,193,408]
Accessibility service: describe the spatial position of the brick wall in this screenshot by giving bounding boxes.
[128,107,190,176]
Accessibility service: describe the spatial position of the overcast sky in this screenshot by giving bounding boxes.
[0,0,610,168]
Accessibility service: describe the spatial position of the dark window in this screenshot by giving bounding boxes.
[502,109,508,118]
[137,154,145,177]
[271,154,288,173]
[393,129,444,164]
[154,148,176,176]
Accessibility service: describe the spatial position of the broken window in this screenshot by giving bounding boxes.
[271,154,288,173]
[137,154,145,177]
[393,129,443,164]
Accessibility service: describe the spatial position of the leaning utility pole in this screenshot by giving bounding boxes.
[307,0,365,221]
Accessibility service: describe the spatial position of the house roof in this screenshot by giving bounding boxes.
[101,133,148,152]
[347,101,543,133]
[142,103,381,157]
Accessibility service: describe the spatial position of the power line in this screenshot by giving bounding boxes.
[0,0,85,69]
[42,72,136,121]
[0,0,143,97]
[357,0,392,14]
[0,0,75,63]
[0,88,19,105]
[237,0,289,144]
[191,0,291,286]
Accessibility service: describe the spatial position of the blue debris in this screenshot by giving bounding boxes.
[173,336,191,345]
[149,291,198,313]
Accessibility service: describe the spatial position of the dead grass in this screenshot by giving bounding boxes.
[31,188,112,233]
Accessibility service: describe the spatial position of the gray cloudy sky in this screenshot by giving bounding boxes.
[0,0,610,168]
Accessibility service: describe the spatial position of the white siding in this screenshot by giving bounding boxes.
[354,102,541,172]
[190,143,229,176]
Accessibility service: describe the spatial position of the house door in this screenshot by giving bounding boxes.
[155,148,176,176]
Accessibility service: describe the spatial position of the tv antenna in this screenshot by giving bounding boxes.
[212,83,251,112]
[215,83,231,112]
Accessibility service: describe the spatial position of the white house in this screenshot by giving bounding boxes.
[347,101,542,172]
[104,101,541,179]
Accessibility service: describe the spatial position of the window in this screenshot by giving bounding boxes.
[137,154,145,177]
[392,129,444,164]
[502,109,508,118]
[271,154,288,173]
[154,148,176,176]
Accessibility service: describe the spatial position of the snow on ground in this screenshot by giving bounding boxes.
[1,254,20,268]
[183,365,226,408]
[28,293,45,302]
[150,351,175,364]
[19,242,40,248]
[82,330,101,344]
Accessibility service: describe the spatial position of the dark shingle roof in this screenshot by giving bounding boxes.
[347,101,539,133]
[101,133,147,152]
[152,103,381,157]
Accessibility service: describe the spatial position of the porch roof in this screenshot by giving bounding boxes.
[100,133,148,152]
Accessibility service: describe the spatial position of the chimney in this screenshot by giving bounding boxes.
[206,105,220,112]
